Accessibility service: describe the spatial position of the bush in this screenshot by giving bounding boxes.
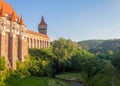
[0,70,10,86]
[0,57,6,70]
[14,59,30,78]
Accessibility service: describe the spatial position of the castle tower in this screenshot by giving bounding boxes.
[18,16,28,62]
[38,16,47,35]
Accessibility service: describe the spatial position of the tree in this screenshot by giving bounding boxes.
[29,48,56,77]
[51,38,80,73]
[111,52,120,69]
[52,38,79,59]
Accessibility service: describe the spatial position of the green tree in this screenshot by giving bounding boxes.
[111,52,120,69]
[29,48,56,77]
[51,38,79,73]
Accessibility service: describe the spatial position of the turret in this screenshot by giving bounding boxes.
[20,16,24,25]
[38,16,47,35]
[19,16,26,36]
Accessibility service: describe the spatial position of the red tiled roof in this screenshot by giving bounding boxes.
[0,4,5,17]
[26,30,49,39]
[0,1,19,19]
[4,2,18,18]
[0,0,2,10]
[39,16,47,25]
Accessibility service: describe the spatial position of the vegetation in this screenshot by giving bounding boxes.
[111,52,120,86]
[88,61,112,86]
[111,52,120,69]
[78,40,104,50]
[78,39,120,53]
[0,57,6,70]
[1,38,120,86]
[115,70,120,86]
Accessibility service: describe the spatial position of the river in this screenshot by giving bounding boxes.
[71,81,84,86]
[56,78,84,86]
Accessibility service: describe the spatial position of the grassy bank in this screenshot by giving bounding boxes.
[87,61,112,86]
[5,76,71,86]
[115,70,120,86]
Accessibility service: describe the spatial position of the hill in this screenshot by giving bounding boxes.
[78,39,120,53]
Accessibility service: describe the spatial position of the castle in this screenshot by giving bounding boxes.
[0,0,50,70]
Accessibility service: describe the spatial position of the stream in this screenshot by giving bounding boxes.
[56,78,84,86]
[71,81,84,86]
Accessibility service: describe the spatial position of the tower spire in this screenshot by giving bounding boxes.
[40,16,47,25]
[38,16,47,35]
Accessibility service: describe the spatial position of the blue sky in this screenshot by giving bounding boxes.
[5,0,120,41]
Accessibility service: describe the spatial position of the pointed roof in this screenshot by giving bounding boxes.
[20,16,24,25]
[10,12,16,22]
[39,16,47,25]
[0,3,5,17]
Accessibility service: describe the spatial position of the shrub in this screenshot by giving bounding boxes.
[15,61,30,78]
[0,70,10,86]
[0,57,6,70]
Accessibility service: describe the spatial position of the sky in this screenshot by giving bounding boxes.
[5,0,120,42]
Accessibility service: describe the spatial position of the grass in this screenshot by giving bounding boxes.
[56,72,87,84]
[87,61,112,86]
[5,76,71,86]
[115,70,120,86]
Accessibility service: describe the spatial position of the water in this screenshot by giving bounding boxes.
[56,78,84,86]
[72,81,84,86]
